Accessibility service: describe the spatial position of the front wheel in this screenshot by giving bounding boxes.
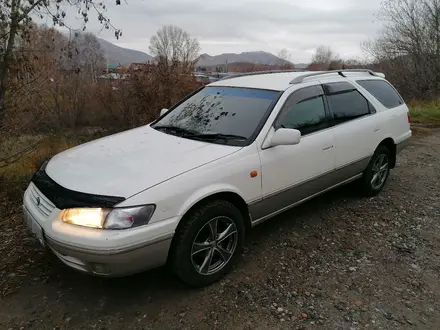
[169,200,245,287]
[358,145,391,196]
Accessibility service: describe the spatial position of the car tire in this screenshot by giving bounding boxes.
[169,199,245,287]
[358,145,391,197]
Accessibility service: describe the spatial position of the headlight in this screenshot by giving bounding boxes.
[61,205,155,229]
[62,208,109,229]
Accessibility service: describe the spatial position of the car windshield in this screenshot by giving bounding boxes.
[151,86,280,145]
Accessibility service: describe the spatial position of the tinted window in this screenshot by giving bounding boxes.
[278,96,327,135]
[327,90,370,124]
[323,81,356,94]
[152,87,279,145]
[356,79,403,109]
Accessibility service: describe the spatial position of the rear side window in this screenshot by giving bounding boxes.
[356,79,404,109]
[327,90,371,124]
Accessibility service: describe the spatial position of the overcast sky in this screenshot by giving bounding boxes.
[46,0,384,63]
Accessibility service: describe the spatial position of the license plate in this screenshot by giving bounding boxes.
[23,207,45,247]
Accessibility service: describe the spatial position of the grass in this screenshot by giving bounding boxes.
[409,100,440,124]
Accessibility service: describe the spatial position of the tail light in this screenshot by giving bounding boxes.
[407,112,411,123]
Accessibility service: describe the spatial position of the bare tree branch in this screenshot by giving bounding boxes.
[363,0,440,99]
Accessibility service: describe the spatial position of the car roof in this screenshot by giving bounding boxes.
[209,71,310,91]
[208,70,386,91]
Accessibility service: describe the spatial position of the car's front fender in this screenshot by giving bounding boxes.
[118,144,262,225]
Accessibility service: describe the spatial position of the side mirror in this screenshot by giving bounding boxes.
[269,128,301,147]
[160,108,169,116]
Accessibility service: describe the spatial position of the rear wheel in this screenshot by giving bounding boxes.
[169,200,245,287]
[358,145,391,196]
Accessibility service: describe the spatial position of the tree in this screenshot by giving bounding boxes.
[277,48,294,69]
[149,25,200,71]
[343,58,367,68]
[362,0,440,99]
[278,48,291,62]
[65,32,106,83]
[3,24,108,132]
[149,25,200,108]
[0,0,122,125]
[310,45,340,69]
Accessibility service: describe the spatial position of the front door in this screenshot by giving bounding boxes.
[250,84,335,222]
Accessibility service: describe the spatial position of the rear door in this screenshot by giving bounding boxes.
[323,81,382,179]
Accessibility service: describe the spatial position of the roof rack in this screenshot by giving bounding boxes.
[289,69,379,84]
[219,69,307,81]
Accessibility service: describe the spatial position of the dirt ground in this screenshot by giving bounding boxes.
[1,127,440,330]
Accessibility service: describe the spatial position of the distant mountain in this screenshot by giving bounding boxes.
[97,38,153,66]
[96,38,305,68]
[196,51,293,67]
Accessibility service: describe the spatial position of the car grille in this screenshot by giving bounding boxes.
[28,183,55,217]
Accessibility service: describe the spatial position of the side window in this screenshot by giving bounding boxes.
[277,94,327,135]
[327,90,371,124]
[356,79,404,109]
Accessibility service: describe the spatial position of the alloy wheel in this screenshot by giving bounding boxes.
[191,216,238,275]
[371,153,389,190]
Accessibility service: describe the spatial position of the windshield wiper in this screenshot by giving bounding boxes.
[187,133,248,142]
[153,125,247,142]
[153,125,197,136]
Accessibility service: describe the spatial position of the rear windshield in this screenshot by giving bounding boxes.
[152,86,279,145]
[356,79,404,109]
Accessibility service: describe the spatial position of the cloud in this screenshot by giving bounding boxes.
[47,0,384,63]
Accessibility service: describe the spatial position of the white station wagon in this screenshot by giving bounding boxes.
[23,69,411,287]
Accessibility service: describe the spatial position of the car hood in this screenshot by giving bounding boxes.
[45,125,241,198]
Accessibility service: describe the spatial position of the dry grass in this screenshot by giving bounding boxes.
[409,99,440,124]
[1,135,62,176]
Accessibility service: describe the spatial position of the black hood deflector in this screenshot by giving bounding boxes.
[31,160,125,209]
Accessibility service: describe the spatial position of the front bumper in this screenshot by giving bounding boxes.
[23,182,178,277]
[46,233,172,277]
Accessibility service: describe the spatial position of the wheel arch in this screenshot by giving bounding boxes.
[167,190,252,264]
[378,137,396,168]
[177,191,251,232]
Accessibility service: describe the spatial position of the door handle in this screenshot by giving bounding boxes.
[374,128,380,132]
[322,145,333,151]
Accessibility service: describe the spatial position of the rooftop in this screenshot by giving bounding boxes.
[209,71,307,91]
[209,70,385,91]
